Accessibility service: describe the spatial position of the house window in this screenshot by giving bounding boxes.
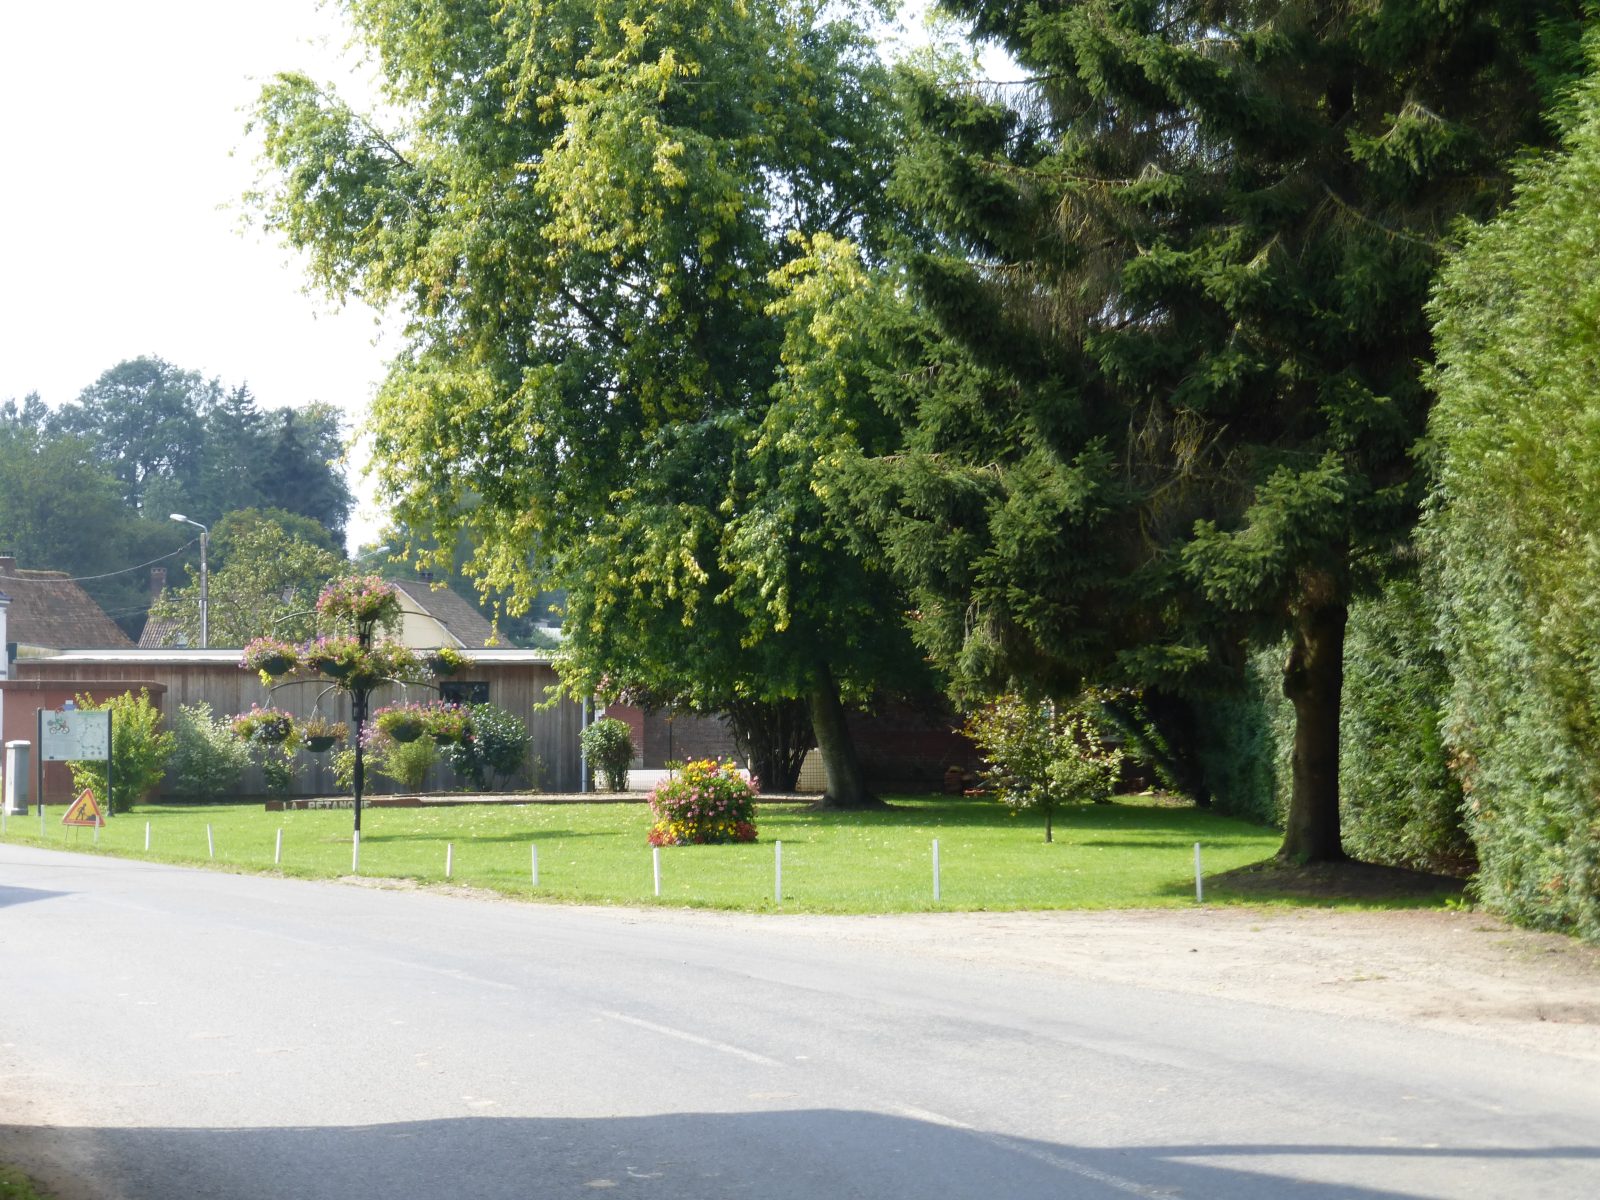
[440,681,489,705]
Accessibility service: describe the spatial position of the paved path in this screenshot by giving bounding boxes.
[1,844,1597,1199]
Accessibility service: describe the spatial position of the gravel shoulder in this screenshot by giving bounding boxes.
[605,902,1600,1063]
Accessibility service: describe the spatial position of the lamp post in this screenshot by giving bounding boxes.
[169,514,209,648]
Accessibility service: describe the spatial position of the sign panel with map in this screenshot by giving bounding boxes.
[39,709,112,762]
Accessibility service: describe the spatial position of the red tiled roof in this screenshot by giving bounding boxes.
[0,564,135,649]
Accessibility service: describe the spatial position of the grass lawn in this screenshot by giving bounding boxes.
[0,794,1457,914]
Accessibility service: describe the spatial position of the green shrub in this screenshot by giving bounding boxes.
[964,695,1122,842]
[1339,576,1471,875]
[69,689,173,814]
[580,716,634,791]
[369,730,438,791]
[647,758,758,845]
[443,703,530,790]
[165,702,252,801]
[1192,656,1288,828]
[1425,75,1600,936]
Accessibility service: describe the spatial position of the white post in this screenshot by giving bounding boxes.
[144,821,150,852]
[93,823,99,845]
[531,843,539,886]
[1194,842,1203,903]
[207,824,214,858]
[774,840,783,904]
[275,827,283,866]
[352,830,361,874]
[933,838,941,903]
[652,846,661,897]
[446,842,453,879]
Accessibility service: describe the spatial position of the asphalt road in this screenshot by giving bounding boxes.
[1,843,1596,1200]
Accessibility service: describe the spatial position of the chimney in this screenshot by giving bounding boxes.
[150,566,167,598]
[0,554,14,575]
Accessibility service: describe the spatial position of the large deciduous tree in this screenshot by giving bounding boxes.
[247,0,919,805]
[837,1,1589,856]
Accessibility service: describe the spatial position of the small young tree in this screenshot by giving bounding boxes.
[70,689,174,813]
[580,718,635,792]
[965,696,1122,843]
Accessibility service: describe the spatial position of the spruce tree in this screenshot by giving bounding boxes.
[866,1,1590,859]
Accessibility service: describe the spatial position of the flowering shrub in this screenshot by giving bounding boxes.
[442,702,530,790]
[647,759,758,846]
[230,705,296,744]
[316,574,402,626]
[240,637,298,680]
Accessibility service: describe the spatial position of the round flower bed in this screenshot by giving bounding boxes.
[646,759,759,846]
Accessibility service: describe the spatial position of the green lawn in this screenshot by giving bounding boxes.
[1,793,1318,913]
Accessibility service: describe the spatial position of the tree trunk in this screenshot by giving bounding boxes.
[1279,601,1348,863]
[806,665,879,809]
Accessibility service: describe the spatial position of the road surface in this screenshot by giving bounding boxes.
[1,843,1596,1199]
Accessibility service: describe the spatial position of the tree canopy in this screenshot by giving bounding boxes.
[248,0,922,804]
[819,0,1591,857]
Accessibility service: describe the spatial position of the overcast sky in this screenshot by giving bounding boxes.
[1,1,392,547]
[0,2,981,554]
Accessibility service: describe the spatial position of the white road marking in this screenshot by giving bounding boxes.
[597,1011,783,1067]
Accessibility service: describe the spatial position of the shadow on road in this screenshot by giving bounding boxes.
[9,1108,1593,1200]
[0,885,70,910]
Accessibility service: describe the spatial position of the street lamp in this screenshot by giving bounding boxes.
[169,514,209,648]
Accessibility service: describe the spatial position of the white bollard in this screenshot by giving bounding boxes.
[144,821,151,852]
[352,830,361,874]
[207,824,215,859]
[652,846,661,897]
[531,843,539,887]
[446,842,453,879]
[1194,842,1204,904]
[775,840,783,904]
[275,827,283,866]
[933,838,941,903]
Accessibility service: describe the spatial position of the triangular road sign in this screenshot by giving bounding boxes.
[62,788,105,828]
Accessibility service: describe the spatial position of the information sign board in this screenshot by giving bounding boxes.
[39,709,111,762]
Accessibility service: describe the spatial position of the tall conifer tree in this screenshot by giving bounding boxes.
[859,1,1589,858]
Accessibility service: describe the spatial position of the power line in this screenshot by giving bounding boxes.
[11,539,200,584]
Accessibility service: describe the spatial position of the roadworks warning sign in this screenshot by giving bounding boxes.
[62,789,105,828]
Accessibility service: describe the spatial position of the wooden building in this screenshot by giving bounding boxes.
[1,648,581,802]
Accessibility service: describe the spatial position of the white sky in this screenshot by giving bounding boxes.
[0,1,392,549]
[0,3,992,556]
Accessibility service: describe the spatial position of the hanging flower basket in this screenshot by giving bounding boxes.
[241,637,299,679]
[423,701,474,745]
[299,715,347,754]
[375,704,429,744]
[231,706,295,745]
[425,647,473,677]
[316,574,402,628]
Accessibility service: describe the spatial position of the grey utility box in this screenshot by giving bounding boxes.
[3,740,30,816]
